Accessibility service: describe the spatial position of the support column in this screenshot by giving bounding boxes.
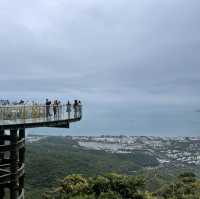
[0,129,5,163]
[18,128,25,198]
[0,129,5,198]
[19,129,25,166]
[10,129,18,199]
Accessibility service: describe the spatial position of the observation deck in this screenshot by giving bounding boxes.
[0,104,82,129]
[0,103,82,199]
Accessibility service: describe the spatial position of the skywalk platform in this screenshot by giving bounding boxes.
[0,103,82,199]
[0,104,82,130]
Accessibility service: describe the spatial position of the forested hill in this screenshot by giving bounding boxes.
[25,136,200,199]
[25,136,158,186]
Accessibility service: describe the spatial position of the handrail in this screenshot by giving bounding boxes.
[0,104,65,108]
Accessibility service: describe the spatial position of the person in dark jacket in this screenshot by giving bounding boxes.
[66,101,71,119]
[45,99,51,118]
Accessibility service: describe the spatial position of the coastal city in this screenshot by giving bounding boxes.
[71,135,200,166]
[26,135,200,167]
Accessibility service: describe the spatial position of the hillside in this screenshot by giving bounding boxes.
[24,136,200,198]
[25,136,158,198]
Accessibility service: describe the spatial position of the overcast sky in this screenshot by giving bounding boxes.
[1,0,200,136]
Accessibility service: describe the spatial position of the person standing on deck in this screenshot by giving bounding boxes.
[53,100,58,118]
[58,101,62,119]
[78,100,82,118]
[45,99,51,118]
[73,100,78,118]
[66,101,71,119]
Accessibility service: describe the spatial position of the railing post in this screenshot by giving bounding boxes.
[0,129,4,163]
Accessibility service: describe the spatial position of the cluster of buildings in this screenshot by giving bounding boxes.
[72,135,200,166]
[25,134,200,166]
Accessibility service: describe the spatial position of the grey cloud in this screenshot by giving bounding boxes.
[0,0,200,135]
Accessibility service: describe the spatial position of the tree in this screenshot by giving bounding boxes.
[156,172,200,199]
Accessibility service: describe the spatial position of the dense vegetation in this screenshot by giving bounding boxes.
[43,172,200,199]
[43,173,150,199]
[25,136,200,199]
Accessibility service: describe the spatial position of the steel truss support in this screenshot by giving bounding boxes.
[0,128,25,199]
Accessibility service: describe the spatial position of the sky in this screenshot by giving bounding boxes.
[0,0,200,136]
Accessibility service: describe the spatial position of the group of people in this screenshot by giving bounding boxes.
[0,99,40,106]
[45,99,82,119]
[66,100,82,119]
[0,99,26,105]
[0,100,10,105]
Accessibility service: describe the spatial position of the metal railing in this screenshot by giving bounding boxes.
[0,104,82,123]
